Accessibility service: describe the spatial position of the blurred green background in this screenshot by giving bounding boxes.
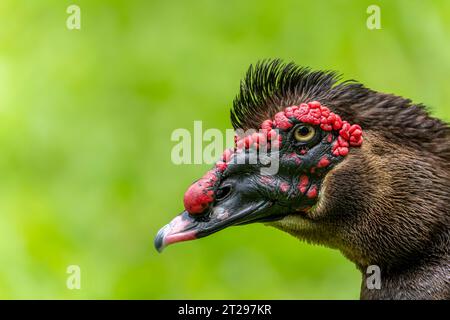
[0,0,449,299]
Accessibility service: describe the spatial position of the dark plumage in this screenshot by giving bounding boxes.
[232,60,450,164]
[156,59,450,300]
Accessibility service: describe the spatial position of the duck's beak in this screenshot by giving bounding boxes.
[154,199,275,252]
[154,211,197,253]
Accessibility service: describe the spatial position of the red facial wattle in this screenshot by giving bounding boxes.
[183,101,363,216]
[183,169,219,214]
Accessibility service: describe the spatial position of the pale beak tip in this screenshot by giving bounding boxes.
[154,225,169,253]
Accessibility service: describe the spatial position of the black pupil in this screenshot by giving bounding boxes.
[216,185,231,200]
[298,126,310,136]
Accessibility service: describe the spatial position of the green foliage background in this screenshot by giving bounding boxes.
[0,0,449,299]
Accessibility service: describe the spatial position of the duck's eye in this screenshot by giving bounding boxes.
[294,125,316,142]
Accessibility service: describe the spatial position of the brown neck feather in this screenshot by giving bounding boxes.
[270,131,450,299]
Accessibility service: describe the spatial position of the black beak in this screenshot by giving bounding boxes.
[154,200,275,252]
